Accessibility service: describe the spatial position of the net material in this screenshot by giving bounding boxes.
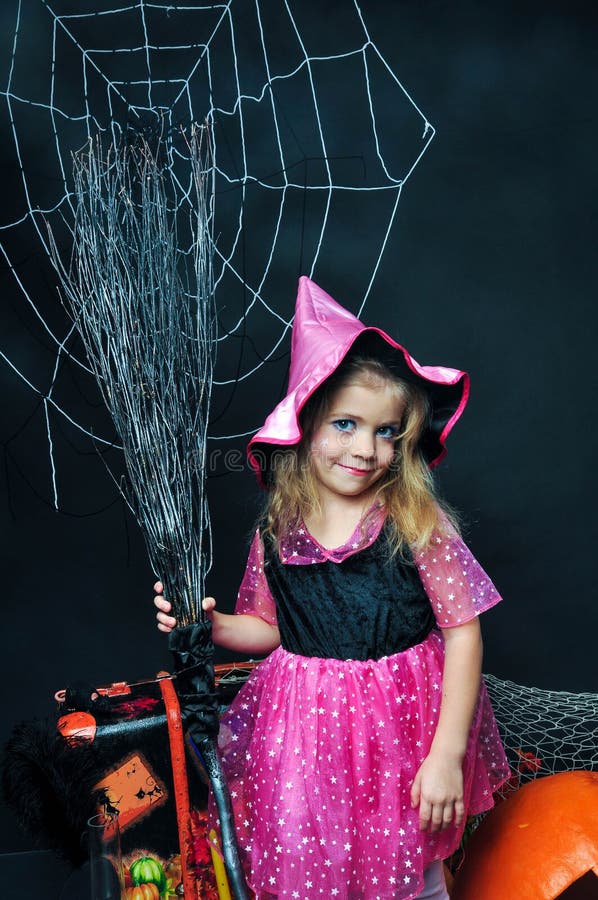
[0,0,434,512]
[484,674,598,792]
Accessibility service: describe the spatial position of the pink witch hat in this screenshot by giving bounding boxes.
[248,276,470,485]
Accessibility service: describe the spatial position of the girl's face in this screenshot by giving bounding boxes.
[309,378,405,504]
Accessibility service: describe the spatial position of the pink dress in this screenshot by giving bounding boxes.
[214,511,510,899]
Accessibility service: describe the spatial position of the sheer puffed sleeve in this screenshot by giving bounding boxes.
[234,528,278,626]
[414,512,502,628]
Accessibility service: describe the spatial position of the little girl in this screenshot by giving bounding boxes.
[155,277,510,899]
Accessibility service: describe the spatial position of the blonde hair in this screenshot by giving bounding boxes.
[264,355,457,555]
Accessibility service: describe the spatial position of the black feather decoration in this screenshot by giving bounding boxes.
[1,720,101,865]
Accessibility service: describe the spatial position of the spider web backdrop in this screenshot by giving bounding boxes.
[0,0,435,514]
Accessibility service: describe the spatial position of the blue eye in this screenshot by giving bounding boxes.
[376,425,399,440]
[332,419,355,432]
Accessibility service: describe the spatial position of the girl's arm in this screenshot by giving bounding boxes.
[154,582,281,656]
[410,617,483,832]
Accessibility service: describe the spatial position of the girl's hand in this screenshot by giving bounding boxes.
[154,582,217,633]
[201,596,217,619]
[409,752,465,833]
[154,581,177,633]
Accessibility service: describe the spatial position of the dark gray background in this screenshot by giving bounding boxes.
[1,0,596,856]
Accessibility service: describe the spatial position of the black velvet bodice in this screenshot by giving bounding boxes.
[262,529,436,661]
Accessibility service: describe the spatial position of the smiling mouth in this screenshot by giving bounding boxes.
[337,463,375,476]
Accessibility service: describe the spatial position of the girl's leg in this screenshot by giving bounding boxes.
[417,860,450,899]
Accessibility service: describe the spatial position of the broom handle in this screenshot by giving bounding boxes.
[190,736,250,900]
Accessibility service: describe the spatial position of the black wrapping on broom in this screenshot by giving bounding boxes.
[168,623,249,899]
[168,621,219,740]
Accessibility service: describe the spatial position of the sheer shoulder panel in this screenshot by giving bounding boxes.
[413,513,502,627]
[234,528,278,626]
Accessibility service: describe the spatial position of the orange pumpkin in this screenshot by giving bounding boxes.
[450,771,598,900]
[125,884,160,900]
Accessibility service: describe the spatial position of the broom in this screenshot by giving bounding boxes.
[48,125,248,899]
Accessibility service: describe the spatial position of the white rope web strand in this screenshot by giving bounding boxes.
[48,128,215,625]
[0,0,434,508]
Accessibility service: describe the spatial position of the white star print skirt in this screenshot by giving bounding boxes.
[211,631,509,899]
